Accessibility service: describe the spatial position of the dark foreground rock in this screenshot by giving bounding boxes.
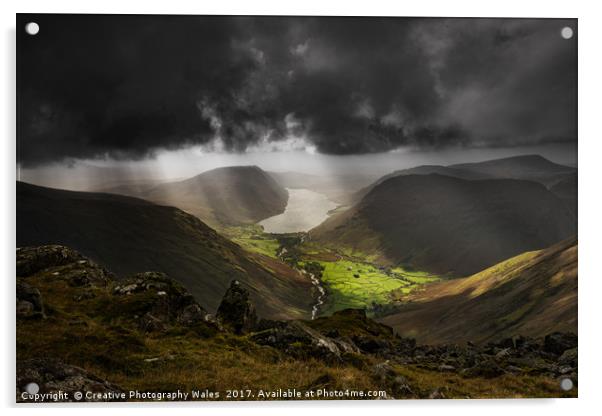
[17,358,123,402]
[559,347,578,368]
[309,308,416,358]
[251,320,343,361]
[370,361,413,397]
[544,332,578,355]
[17,245,112,286]
[216,280,258,334]
[113,271,218,331]
[16,246,219,334]
[16,281,44,319]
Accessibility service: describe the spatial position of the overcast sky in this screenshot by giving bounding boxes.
[17,14,577,169]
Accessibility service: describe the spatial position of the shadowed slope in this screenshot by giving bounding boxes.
[352,165,493,202]
[352,155,576,203]
[16,181,312,319]
[312,174,575,276]
[549,172,577,215]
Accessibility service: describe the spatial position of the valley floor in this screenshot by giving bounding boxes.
[223,225,445,318]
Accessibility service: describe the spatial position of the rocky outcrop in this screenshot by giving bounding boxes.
[17,358,123,402]
[16,281,44,319]
[370,361,413,397]
[17,245,113,287]
[17,245,84,276]
[16,246,219,333]
[559,347,577,368]
[251,320,343,361]
[216,280,258,334]
[113,272,217,331]
[406,334,578,381]
[544,332,578,355]
[310,308,416,357]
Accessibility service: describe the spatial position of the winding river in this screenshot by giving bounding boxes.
[309,273,326,320]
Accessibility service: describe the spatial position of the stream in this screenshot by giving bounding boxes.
[308,272,326,320]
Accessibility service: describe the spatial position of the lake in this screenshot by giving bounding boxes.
[259,188,338,233]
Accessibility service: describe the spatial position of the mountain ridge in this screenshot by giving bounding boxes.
[352,154,576,203]
[311,173,576,276]
[103,165,289,228]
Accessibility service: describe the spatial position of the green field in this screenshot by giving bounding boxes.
[390,266,443,284]
[317,259,409,314]
[222,226,443,317]
[314,259,442,316]
[223,225,280,259]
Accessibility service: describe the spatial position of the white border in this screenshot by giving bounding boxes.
[2,1,602,415]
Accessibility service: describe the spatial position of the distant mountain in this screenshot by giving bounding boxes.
[352,165,493,202]
[450,154,576,186]
[352,155,576,203]
[16,182,313,319]
[311,174,576,276]
[106,166,289,228]
[379,238,577,344]
[268,171,379,205]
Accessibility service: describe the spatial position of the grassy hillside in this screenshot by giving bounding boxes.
[380,238,577,344]
[311,174,576,276]
[106,166,289,228]
[16,182,312,319]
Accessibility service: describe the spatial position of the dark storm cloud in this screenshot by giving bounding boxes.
[17,15,577,165]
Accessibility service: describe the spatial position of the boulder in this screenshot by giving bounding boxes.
[16,281,44,319]
[17,246,84,277]
[495,348,512,360]
[438,364,456,372]
[16,246,112,287]
[544,332,578,355]
[558,347,578,368]
[250,320,341,361]
[332,337,361,354]
[113,272,214,331]
[370,361,397,383]
[352,336,391,354]
[16,358,123,402]
[428,387,448,399]
[178,304,213,326]
[320,308,415,356]
[216,280,258,334]
[370,361,413,397]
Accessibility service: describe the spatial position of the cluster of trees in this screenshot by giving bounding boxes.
[302,261,324,278]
